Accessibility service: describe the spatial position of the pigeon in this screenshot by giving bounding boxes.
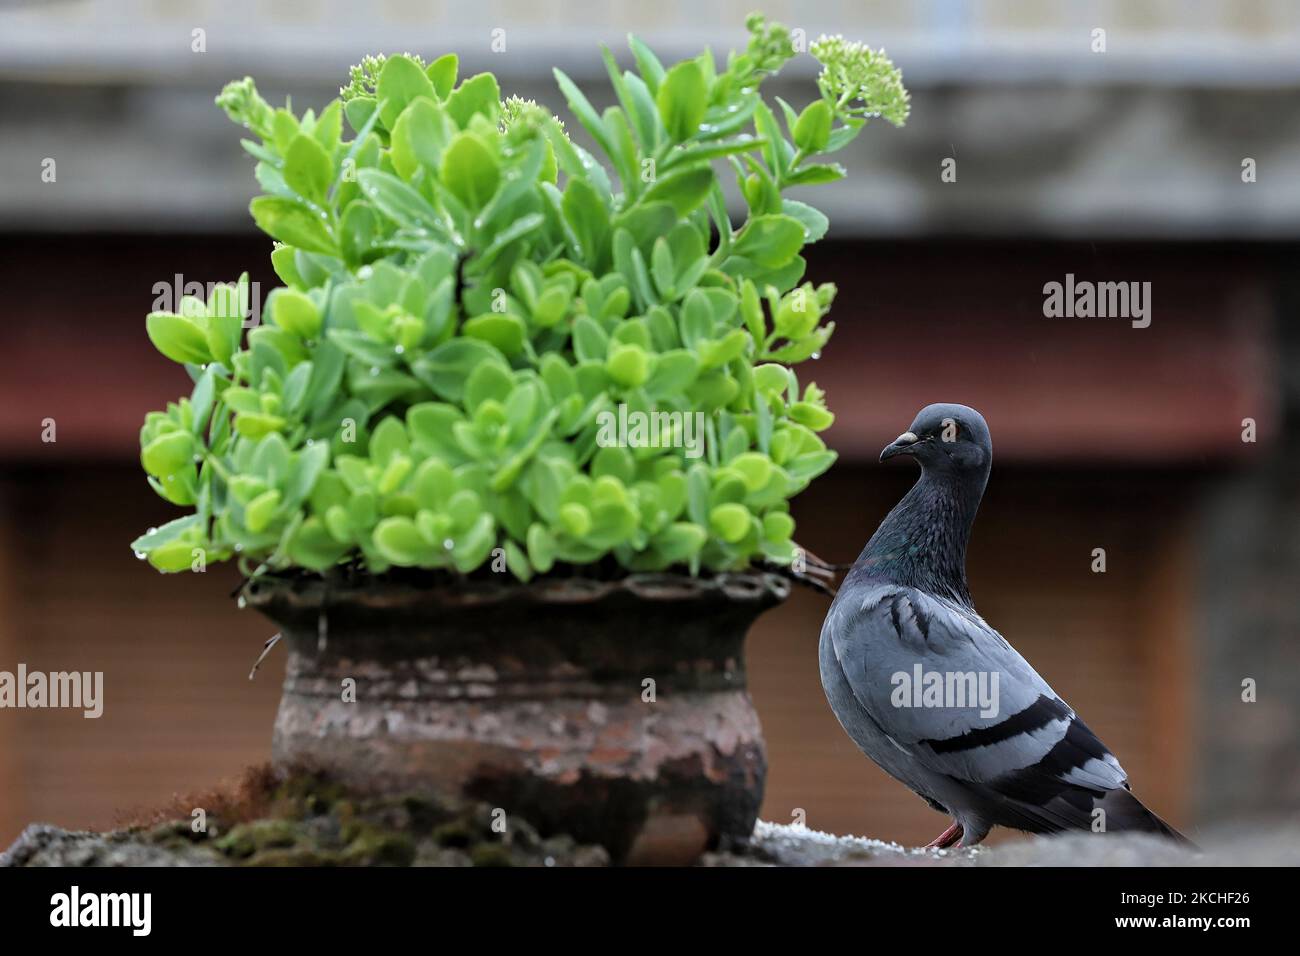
[819,402,1190,848]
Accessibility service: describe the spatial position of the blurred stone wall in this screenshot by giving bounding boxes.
[2,0,1300,236]
[1194,277,1300,826]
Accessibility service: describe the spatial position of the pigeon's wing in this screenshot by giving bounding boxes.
[824,581,1128,830]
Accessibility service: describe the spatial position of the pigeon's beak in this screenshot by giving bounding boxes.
[880,431,920,462]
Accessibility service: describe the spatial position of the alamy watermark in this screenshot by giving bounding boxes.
[152,274,262,328]
[0,664,103,718]
[595,404,705,459]
[50,886,150,936]
[890,664,1000,719]
[1042,273,1151,328]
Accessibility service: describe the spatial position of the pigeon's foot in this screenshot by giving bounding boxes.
[925,821,964,849]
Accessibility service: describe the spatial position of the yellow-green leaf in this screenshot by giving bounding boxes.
[656,61,707,142]
[146,312,211,365]
[441,132,499,209]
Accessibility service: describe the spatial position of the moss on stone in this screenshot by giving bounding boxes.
[431,819,477,849]
[68,766,612,867]
[469,843,515,867]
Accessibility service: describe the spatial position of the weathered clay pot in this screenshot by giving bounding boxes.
[243,571,788,864]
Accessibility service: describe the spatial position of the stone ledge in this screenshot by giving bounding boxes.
[6,763,1292,868]
[8,817,1299,867]
[705,821,1300,867]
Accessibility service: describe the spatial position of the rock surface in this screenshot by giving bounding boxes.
[2,824,228,868]
[9,814,1300,867]
[6,763,1294,868]
[705,821,1300,867]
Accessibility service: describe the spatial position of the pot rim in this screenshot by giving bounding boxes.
[242,568,791,613]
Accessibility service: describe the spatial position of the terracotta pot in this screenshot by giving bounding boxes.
[243,571,788,864]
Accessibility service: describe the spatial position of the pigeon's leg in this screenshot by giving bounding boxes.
[924,821,964,849]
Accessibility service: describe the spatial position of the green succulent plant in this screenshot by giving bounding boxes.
[133,13,907,580]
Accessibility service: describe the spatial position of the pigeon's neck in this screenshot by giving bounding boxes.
[849,468,986,608]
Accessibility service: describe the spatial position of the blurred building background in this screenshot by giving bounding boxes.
[2,0,1299,848]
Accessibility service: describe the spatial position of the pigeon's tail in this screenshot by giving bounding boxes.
[1101,789,1197,849]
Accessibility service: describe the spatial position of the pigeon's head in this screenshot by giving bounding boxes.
[880,403,992,475]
